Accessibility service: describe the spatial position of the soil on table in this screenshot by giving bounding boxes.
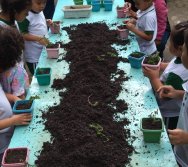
[5,149,27,163]
[36,68,50,75]
[16,101,33,110]
[36,23,133,167]
[46,43,59,48]
[142,118,162,130]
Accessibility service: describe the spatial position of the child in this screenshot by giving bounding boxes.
[0,0,31,98]
[143,21,188,130]
[157,28,188,167]
[126,0,157,56]
[18,0,52,75]
[0,26,32,163]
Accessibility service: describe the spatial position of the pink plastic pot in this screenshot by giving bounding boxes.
[116,7,125,18]
[142,57,161,70]
[46,44,60,59]
[49,21,60,34]
[2,147,29,167]
[117,25,129,40]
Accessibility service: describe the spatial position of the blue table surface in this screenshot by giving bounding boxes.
[8,0,178,166]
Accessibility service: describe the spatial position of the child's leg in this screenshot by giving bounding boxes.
[26,62,38,75]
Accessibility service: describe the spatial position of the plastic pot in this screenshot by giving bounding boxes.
[49,21,60,34]
[128,51,146,68]
[46,44,60,59]
[13,100,34,114]
[35,67,51,86]
[142,57,161,70]
[117,25,129,40]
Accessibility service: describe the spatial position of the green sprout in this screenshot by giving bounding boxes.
[89,123,109,142]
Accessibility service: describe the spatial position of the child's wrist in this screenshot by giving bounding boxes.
[37,37,43,42]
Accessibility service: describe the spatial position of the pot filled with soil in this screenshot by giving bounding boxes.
[117,25,129,40]
[128,51,146,68]
[2,147,29,167]
[35,67,51,86]
[142,52,161,69]
[46,43,60,59]
[92,0,101,12]
[13,100,34,114]
[116,6,125,18]
[140,117,164,143]
[49,21,61,34]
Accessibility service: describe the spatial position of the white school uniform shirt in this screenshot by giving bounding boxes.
[23,11,48,63]
[157,57,188,117]
[0,84,13,154]
[174,81,188,167]
[136,4,157,56]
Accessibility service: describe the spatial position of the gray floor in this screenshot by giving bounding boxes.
[164,0,188,61]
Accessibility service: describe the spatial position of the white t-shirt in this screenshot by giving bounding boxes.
[0,85,13,154]
[136,4,157,56]
[20,11,48,63]
[174,81,188,167]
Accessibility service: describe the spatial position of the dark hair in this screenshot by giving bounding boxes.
[0,26,24,72]
[185,30,188,52]
[171,21,188,48]
[0,0,32,25]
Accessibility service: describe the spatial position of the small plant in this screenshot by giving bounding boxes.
[89,123,109,142]
[144,52,160,65]
[130,52,145,58]
[88,94,99,107]
[29,95,40,101]
[148,110,160,124]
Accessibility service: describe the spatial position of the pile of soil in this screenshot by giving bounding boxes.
[36,23,133,167]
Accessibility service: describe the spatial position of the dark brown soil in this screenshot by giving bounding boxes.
[36,23,133,167]
[117,25,127,30]
[46,43,59,48]
[16,101,33,110]
[142,118,162,130]
[36,68,50,75]
[5,149,27,163]
[130,52,145,58]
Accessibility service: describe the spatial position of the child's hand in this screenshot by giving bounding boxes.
[157,85,176,99]
[46,19,53,27]
[126,22,135,31]
[11,113,32,125]
[142,66,160,79]
[38,37,49,46]
[168,129,188,145]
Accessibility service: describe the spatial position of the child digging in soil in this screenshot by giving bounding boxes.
[125,0,157,56]
[18,0,53,75]
[143,21,188,130]
[0,26,32,163]
[0,0,32,99]
[157,28,188,167]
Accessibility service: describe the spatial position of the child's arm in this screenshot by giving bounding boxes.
[126,22,153,41]
[168,129,188,145]
[6,93,21,103]
[142,66,163,92]
[157,85,185,99]
[160,62,169,71]
[0,114,32,130]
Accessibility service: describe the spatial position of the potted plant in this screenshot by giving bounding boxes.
[13,99,34,114]
[2,147,29,167]
[117,25,129,40]
[140,110,164,143]
[73,0,83,5]
[35,67,51,86]
[116,6,125,18]
[128,51,146,68]
[46,43,60,59]
[49,21,61,34]
[142,52,161,69]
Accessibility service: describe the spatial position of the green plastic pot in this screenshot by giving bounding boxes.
[73,0,83,5]
[140,118,164,143]
[35,67,51,86]
[86,0,91,5]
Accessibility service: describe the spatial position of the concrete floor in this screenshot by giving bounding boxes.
[164,0,188,61]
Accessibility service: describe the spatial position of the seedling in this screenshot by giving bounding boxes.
[145,52,160,65]
[89,123,109,142]
[29,95,40,101]
[88,94,99,107]
[148,110,160,124]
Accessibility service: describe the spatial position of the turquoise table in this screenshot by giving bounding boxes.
[8,0,178,166]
